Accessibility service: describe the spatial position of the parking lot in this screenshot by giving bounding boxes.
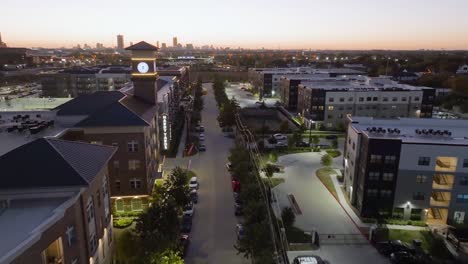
[225,82,278,108]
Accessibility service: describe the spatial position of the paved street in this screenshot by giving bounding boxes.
[272,152,388,263]
[164,83,247,264]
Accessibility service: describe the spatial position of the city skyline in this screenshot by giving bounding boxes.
[1,0,468,50]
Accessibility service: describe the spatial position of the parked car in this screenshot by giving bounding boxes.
[222,126,234,132]
[390,251,417,264]
[292,255,326,264]
[376,240,414,256]
[189,177,198,190]
[325,135,338,140]
[183,202,195,217]
[233,192,241,204]
[231,179,240,192]
[198,143,206,152]
[273,133,287,141]
[276,142,288,148]
[198,133,205,141]
[296,141,310,147]
[190,189,198,203]
[179,235,190,258]
[234,203,243,216]
[180,215,193,233]
[226,162,233,171]
[195,125,205,132]
[236,224,245,240]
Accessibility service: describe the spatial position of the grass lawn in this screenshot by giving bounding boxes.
[387,229,452,259]
[316,167,338,199]
[285,226,312,243]
[326,149,342,158]
[264,177,285,188]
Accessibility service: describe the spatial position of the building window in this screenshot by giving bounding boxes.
[367,189,378,197]
[318,106,324,110]
[130,178,142,189]
[410,209,422,220]
[340,97,345,102]
[393,207,404,219]
[460,176,468,185]
[312,106,317,110]
[348,97,353,102]
[66,226,76,247]
[113,160,120,169]
[380,190,392,198]
[383,97,388,102]
[370,154,382,164]
[89,233,97,254]
[368,172,380,181]
[327,115,333,119]
[132,198,143,211]
[127,140,139,152]
[96,190,101,207]
[401,97,407,102]
[392,97,398,102]
[352,142,355,150]
[463,159,468,168]
[90,141,102,145]
[382,173,394,181]
[86,199,95,223]
[359,97,364,102]
[414,97,420,101]
[112,142,118,147]
[416,175,427,183]
[413,192,425,200]
[128,160,141,170]
[456,194,468,203]
[328,106,334,111]
[329,97,334,102]
[115,180,121,191]
[365,97,370,101]
[384,155,396,164]
[418,157,430,166]
[373,97,378,101]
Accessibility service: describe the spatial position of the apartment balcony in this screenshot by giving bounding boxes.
[432,173,454,191]
[435,157,457,172]
[430,191,451,208]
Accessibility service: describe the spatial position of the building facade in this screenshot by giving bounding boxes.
[0,138,116,264]
[344,117,468,225]
[297,77,434,129]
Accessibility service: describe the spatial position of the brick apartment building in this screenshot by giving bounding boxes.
[0,138,116,264]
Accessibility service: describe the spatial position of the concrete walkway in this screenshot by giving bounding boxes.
[176,121,187,158]
[329,172,427,231]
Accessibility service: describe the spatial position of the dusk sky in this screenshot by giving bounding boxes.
[2,0,468,50]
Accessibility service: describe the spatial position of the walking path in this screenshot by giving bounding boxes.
[176,121,187,158]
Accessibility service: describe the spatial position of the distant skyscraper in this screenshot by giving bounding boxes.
[156,41,159,48]
[173,37,178,47]
[117,34,124,49]
[130,42,133,46]
[0,32,7,48]
[161,43,167,49]
[186,43,194,50]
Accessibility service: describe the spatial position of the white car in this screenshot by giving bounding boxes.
[226,162,233,171]
[273,133,287,141]
[183,202,195,217]
[189,177,198,190]
[198,133,205,141]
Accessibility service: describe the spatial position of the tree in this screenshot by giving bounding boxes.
[331,139,338,149]
[135,199,180,254]
[321,154,333,167]
[263,163,277,178]
[281,207,296,228]
[164,167,190,210]
[115,230,141,263]
[279,121,289,133]
[311,135,320,146]
[291,131,302,146]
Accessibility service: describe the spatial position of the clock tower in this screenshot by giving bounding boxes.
[125,41,159,104]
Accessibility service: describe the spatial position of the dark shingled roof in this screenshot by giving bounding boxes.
[0,138,116,190]
[125,41,158,51]
[56,91,125,116]
[75,101,150,127]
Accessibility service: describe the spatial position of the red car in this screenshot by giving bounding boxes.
[232,179,240,192]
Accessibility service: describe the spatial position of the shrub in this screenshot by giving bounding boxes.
[321,154,333,167]
[113,218,134,228]
[325,149,342,158]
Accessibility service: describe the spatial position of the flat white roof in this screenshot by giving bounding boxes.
[300,77,431,91]
[0,98,72,112]
[0,197,73,263]
[349,117,468,145]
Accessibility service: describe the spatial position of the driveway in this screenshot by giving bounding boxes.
[272,152,388,264]
[225,82,277,108]
[164,83,248,264]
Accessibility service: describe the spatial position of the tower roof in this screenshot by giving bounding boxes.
[125,41,158,51]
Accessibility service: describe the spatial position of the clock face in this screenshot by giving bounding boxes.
[137,62,149,73]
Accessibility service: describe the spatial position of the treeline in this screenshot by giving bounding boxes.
[212,76,238,127]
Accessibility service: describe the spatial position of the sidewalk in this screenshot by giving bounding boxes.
[176,121,187,158]
[329,172,427,231]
